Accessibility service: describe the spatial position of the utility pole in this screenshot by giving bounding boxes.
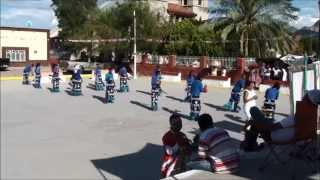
[318,0,320,61]
[133,10,137,79]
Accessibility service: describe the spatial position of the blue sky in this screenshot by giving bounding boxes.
[1,0,319,30]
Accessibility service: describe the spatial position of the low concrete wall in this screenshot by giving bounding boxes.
[203,77,231,88]
[161,72,181,82]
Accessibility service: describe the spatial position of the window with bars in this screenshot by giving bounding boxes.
[5,49,27,62]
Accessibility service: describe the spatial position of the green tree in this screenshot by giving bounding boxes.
[212,0,299,57]
[161,20,223,56]
[51,0,97,39]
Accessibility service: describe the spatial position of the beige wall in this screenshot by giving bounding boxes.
[0,29,48,61]
[148,0,170,20]
[192,6,209,21]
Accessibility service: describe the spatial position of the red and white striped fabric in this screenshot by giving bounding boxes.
[198,127,239,173]
[161,130,190,177]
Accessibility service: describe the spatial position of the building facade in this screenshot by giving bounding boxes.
[0,27,49,65]
[148,0,209,22]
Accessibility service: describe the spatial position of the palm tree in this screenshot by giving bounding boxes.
[211,0,299,57]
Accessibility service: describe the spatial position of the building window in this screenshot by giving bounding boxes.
[5,49,27,62]
[198,0,202,6]
[184,0,188,6]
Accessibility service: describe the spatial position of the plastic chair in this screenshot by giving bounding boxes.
[259,100,318,173]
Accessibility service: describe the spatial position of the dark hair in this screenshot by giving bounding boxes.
[188,70,193,77]
[197,114,213,131]
[272,82,280,90]
[249,107,265,121]
[245,80,254,88]
[195,74,201,80]
[169,114,182,132]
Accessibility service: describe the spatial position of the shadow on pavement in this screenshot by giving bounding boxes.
[93,95,106,104]
[214,121,243,133]
[64,89,82,96]
[130,100,152,111]
[47,87,60,93]
[91,143,162,180]
[166,95,185,103]
[136,90,151,96]
[204,103,229,112]
[162,107,191,121]
[225,114,245,124]
[87,84,97,91]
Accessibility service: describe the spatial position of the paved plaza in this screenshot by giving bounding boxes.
[1,78,318,180]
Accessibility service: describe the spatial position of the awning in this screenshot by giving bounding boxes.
[167,3,196,18]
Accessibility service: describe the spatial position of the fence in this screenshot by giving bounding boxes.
[208,57,256,70]
[145,55,169,65]
[176,56,200,67]
[140,54,256,69]
[208,57,237,70]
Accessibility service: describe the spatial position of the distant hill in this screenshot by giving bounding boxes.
[294,20,319,38]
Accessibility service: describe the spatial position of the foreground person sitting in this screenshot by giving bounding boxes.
[161,114,191,178]
[241,89,320,152]
[188,114,239,174]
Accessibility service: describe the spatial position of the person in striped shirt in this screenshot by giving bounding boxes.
[188,114,239,173]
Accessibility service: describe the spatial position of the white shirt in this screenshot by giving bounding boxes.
[273,68,281,76]
[271,116,295,142]
[282,69,287,81]
[244,89,257,108]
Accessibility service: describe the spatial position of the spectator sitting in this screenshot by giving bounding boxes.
[161,114,191,178]
[240,90,320,152]
[188,114,239,174]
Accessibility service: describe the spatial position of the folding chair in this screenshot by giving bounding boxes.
[258,100,319,173]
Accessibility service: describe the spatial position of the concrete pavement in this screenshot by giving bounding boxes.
[1,78,318,180]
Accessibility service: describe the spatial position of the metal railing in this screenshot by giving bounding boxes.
[208,57,237,70]
[208,57,256,70]
[146,55,169,65]
[176,56,200,67]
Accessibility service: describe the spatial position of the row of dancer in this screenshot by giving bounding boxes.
[22,63,131,103]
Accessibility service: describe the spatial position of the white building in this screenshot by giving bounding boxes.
[0,27,49,65]
[99,0,209,22]
[148,0,209,21]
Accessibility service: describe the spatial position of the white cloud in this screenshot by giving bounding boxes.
[1,0,56,29]
[291,15,319,28]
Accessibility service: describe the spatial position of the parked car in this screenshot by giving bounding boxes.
[0,58,10,70]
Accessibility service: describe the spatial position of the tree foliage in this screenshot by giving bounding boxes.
[211,0,299,57]
[51,0,97,39]
[52,0,302,58]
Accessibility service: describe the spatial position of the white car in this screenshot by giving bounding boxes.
[60,59,99,73]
